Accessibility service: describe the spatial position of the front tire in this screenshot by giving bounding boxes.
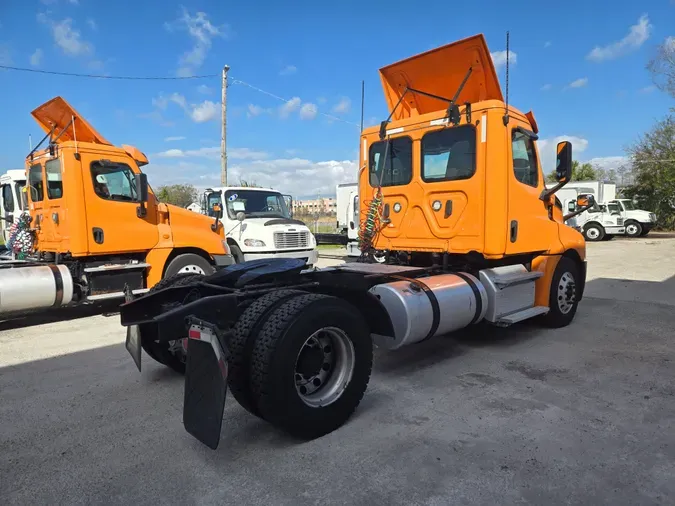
[164,253,215,278]
[583,223,605,242]
[249,294,373,439]
[625,220,643,238]
[540,256,581,328]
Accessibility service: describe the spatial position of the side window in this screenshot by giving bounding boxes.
[28,164,44,202]
[2,184,14,213]
[567,201,576,212]
[90,161,138,202]
[511,130,539,187]
[16,182,28,210]
[369,136,413,187]
[421,125,476,182]
[46,158,64,199]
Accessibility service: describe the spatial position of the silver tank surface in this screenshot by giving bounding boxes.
[0,264,74,314]
[368,272,487,350]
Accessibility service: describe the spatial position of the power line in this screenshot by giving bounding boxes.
[0,63,362,128]
[0,64,218,80]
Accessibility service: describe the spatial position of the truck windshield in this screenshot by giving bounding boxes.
[224,190,291,219]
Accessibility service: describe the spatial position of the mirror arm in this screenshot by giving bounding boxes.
[539,179,568,201]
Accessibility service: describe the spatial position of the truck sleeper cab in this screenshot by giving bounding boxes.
[118,34,591,451]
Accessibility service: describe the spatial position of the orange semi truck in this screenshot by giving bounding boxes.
[0,97,234,322]
[119,34,594,450]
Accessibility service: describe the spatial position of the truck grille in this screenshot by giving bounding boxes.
[617,218,624,226]
[274,231,309,249]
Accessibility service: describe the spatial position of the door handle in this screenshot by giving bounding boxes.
[444,200,453,218]
[510,220,518,243]
[92,227,104,244]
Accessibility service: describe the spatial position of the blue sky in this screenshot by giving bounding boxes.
[0,0,673,198]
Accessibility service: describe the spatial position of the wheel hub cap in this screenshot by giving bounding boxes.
[557,272,576,314]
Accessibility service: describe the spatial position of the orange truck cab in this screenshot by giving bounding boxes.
[0,96,233,316]
[357,34,589,320]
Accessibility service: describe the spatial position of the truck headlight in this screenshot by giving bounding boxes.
[222,240,231,254]
[244,238,266,247]
[310,233,316,247]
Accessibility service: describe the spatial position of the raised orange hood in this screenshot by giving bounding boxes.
[379,34,503,120]
[31,96,111,145]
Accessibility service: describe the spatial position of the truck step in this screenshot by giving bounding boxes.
[496,306,549,326]
[84,262,150,273]
[86,288,149,301]
[493,270,543,288]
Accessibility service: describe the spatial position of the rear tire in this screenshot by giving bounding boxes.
[228,289,307,418]
[540,256,581,328]
[141,272,204,373]
[249,294,373,439]
[583,223,604,242]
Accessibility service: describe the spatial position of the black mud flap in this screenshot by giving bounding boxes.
[123,286,142,372]
[183,321,230,450]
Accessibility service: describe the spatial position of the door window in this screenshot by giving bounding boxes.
[90,161,138,202]
[421,125,476,182]
[369,136,413,187]
[16,182,27,210]
[511,130,539,187]
[2,184,14,213]
[28,164,44,202]
[46,158,64,199]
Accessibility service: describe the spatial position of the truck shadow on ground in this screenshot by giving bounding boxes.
[0,300,123,332]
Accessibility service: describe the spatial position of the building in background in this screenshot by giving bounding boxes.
[292,196,337,215]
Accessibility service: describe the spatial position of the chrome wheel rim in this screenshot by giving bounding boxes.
[294,327,355,408]
[586,228,600,239]
[178,264,206,275]
[626,224,639,235]
[557,272,576,314]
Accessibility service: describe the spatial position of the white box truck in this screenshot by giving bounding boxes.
[336,183,360,256]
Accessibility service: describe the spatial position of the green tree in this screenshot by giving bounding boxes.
[622,114,675,229]
[646,37,675,99]
[545,160,599,182]
[155,183,198,207]
[238,178,262,188]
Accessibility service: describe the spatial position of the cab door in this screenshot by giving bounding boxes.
[505,125,561,255]
[83,154,159,255]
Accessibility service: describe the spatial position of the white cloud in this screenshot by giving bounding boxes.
[279,97,302,119]
[586,14,652,62]
[190,100,219,122]
[544,41,552,48]
[299,103,318,120]
[540,83,552,91]
[166,8,229,77]
[665,36,675,51]
[145,156,359,197]
[197,84,212,95]
[154,146,269,161]
[38,15,93,57]
[490,50,517,68]
[332,97,351,114]
[30,48,43,66]
[279,65,297,76]
[567,77,588,89]
[164,136,186,142]
[537,135,589,173]
[639,85,656,93]
[582,156,631,173]
[247,104,272,118]
[86,18,97,31]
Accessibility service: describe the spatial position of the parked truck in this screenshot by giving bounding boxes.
[0,95,235,356]
[562,180,656,237]
[192,186,319,267]
[0,169,28,245]
[335,182,360,256]
[119,33,592,450]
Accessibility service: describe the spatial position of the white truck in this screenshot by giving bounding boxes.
[336,182,360,256]
[0,169,28,245]
[562,181,656,237]
[196,186,319,266]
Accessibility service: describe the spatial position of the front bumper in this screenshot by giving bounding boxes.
[640,222,655,232]
[212,253,236,269]
[242,248,319,266]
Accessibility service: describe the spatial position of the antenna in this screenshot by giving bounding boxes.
[360,80,365,132]
[503,30,510,126]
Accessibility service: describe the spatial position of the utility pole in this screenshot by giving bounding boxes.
[221,65,230,186]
